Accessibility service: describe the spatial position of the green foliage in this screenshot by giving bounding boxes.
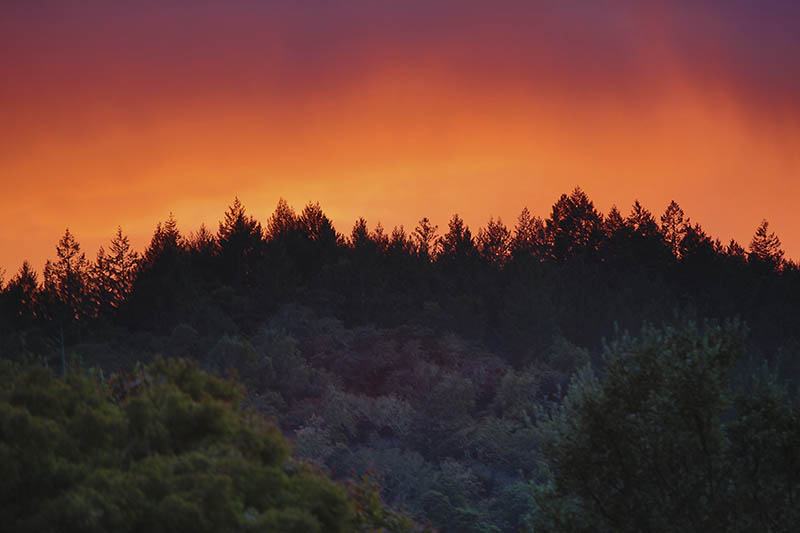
[205,335,259,380]
[546,335,590,375]
[534,321,800,532]
[420,490,499,533]
[353,447,436,507]
[167,324,201,358]
[467,415,540,475]
[346,472,437,532]
[488,481,535,532]
[492,367,540,420]
[426,373,476,426]
[253,328,313,400]
[0,358,420,532]
[436,459,482,507]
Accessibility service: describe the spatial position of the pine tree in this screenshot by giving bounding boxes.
[299,202,338,244]
[187,223,217,256]
[290,202,340,280]
[477,217,511,266]
[604,205,625,237]
[546,187,604,261]
[266,198,298,243]
[143,213,183,268]
[660,200,687,258]
[371,222,389,253]
[217,198,264,284]
[511,207,546,260]
[627,201,659,238]
[90,227,139,315]
[439,214,475,260]
[218,198,262,245]
[2,261,40,329]
[350,217,371,250]
[748,219,784,270]
[389,225,413,255]
[43,228,90,322]
[413,217,439,260]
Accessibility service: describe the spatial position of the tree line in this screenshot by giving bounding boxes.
[1,188,795,370]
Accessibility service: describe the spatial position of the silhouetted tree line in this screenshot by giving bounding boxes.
[1,188,797,371]
[2,187,800,531]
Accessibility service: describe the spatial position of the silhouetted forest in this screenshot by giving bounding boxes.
[2,188,799,531]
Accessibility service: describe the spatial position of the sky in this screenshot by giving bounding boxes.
[2,1,799,275]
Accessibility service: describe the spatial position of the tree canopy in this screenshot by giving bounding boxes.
[0,358,427,532]
[534,321,800,532]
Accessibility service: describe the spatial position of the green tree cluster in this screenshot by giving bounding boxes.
[0,358,426,532]
[534,321,800,532]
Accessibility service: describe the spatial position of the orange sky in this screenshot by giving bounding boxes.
[2,2,799,276]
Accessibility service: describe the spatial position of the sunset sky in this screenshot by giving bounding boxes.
[2,1,799,275]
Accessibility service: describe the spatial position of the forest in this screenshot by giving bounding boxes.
[1,187,799,532]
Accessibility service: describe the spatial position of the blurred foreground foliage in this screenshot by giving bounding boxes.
[0,358,430,532]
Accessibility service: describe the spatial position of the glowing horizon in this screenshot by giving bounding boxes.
[2,1,799,275]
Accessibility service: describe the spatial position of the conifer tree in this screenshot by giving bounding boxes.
[511,207,546,260]
[299,202,338,245]
[439,214,475,260]
[546,187,603,261]
[604,205,625,237]
[660,200,687,258]
[477,217,511,266]
[43,228,91,322]
[389,225,413,255]
[1,261,40,330]
[371,222,389,253]
[187,223,217,256]
[350,217,371,250]
[143,213,183,268]
[748,219,784,270]
[217,198,264,284]
[91,227,139,315]
[413,217,439,260]
[266,198,298,243]
[626,201,659,238]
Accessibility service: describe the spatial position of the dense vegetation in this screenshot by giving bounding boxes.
[1,188,798,531]
[0,358,428,532]
[534,321,800,531]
